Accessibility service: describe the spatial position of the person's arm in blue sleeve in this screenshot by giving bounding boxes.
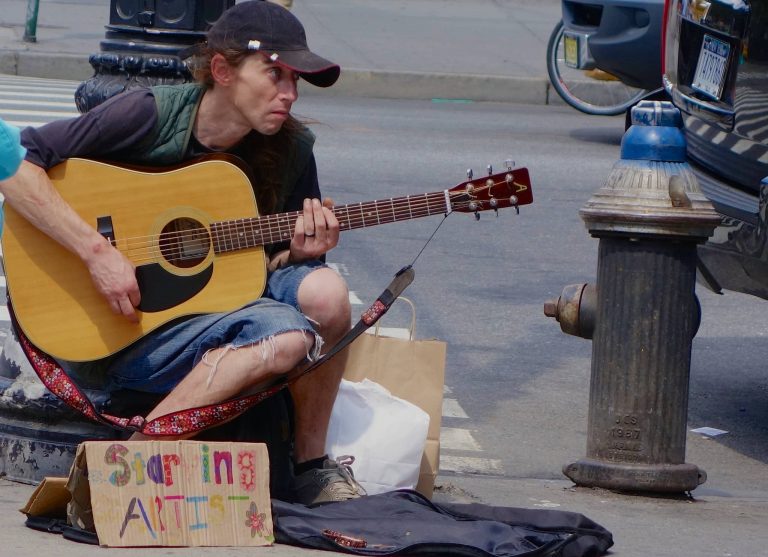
[0,118,26,180]
[0,118,28,234]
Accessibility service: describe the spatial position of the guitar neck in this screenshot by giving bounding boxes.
[211,191,449,253]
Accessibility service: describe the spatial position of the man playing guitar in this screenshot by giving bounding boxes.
[0,1,362,506]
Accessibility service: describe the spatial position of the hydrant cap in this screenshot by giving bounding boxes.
[630,100,683,128]
[579,100,721,239]
[620,101,687,163]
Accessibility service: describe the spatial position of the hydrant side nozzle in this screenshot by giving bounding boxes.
[543,300,559,318]
[543,283,596,340]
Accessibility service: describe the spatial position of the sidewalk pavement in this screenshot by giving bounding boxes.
[0,0,562,104]
[2,466,767,556]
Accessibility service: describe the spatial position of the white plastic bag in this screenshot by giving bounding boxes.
[325,378,430,495]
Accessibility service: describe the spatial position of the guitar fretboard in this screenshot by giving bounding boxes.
[210,191,450,253]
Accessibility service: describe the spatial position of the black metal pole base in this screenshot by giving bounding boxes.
[74,28,198,113]
[0,417,115,484]
[75,0,236,113]
[563,458,706,493]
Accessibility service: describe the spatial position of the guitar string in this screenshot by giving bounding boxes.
[112,180,524,264]
[119,196,507,264]
[118,179,518,253]
[124,202,447,264]
[121,195,448,262]
[118,184,523,264]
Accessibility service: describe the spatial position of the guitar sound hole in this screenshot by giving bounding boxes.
[159,217,211,269]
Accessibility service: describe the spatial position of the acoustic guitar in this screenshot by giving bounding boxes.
[2,156,532,361]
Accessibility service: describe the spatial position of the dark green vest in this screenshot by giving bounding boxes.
[135,82,315,213]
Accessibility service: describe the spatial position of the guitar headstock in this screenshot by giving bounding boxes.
[448,163,532,216]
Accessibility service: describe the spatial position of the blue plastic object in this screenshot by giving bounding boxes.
[620,101,687,162]
[0,118,26,181]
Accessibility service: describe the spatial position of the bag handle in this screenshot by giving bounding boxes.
[373,296,416,340]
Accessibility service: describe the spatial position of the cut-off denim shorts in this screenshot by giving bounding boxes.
[63,260,326,394]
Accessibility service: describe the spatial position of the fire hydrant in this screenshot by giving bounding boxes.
[546,101,721,492]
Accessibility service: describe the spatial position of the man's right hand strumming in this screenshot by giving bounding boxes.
[85,239,141,323]
[0,161,142,323]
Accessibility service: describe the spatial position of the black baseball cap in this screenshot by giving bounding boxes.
[207,1,340,88]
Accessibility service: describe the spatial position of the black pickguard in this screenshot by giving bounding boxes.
[135,263,213,312]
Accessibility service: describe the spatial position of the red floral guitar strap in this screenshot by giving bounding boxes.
[17,331,286,435]
[12,266,414,437]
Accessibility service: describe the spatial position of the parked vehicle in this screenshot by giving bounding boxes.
[663,0,768,299]
[547,0,665,115]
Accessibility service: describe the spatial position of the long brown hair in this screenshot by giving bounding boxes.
[190,44,303,214]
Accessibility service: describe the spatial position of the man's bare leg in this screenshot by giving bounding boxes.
[288,267,351,463]
[130,330,311,439]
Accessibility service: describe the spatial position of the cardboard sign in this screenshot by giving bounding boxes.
[20,477,70,519]
[80,440,273,547]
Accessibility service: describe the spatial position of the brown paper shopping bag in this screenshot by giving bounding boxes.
[341,299,446,498]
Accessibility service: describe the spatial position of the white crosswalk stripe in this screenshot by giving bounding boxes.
[442,398,469,419]
[0,257,7,323]
[0,75,505,478]
[440,385,503,476]
[441,427,482,451]
[0,73,80,128]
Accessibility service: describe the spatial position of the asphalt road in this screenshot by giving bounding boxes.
[300,93,768,499]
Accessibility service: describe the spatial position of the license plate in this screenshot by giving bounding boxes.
[564,33,579,68]
[692,34,730,99]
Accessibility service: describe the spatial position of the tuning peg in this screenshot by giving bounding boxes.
[466,168,474,180]
[475,211,481,221]
[509,194,520,215]
[505,158,514,170]
[487,164,493,175]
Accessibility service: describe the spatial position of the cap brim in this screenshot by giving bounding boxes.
[275,50,340,88]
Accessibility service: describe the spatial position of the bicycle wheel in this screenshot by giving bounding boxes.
[546,21,649,116]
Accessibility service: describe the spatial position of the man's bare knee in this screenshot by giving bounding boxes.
[297,268,350,335]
